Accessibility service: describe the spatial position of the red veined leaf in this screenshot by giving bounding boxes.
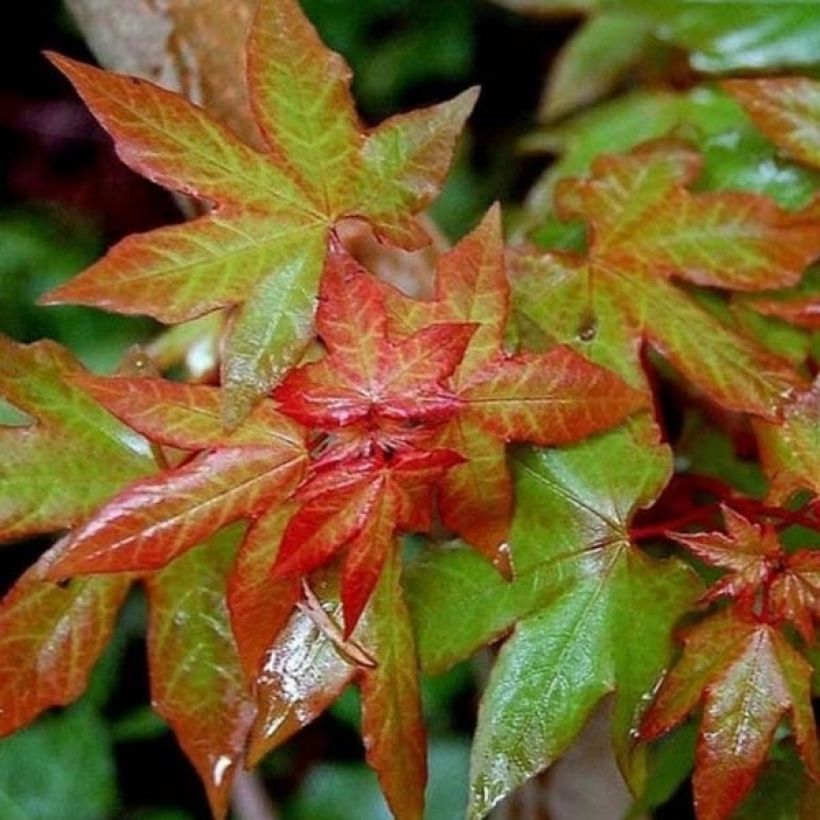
[274,451,459,634]
[671,506,782,606]
[512,140,819,420]
[146,525,255,820]
[360,547,427,820]
[724,78,820,171]
[753,376,820,504]
[74,374,304,449]
[273,249,474,433]
[0,538,130,735]
[641,607,820,820]
[0,336,153,541]
[383,205,647,563]
[673,506,820,643]
[48,442,307,577]
[42,0,477,423]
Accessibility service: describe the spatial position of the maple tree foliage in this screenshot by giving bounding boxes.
[641,509,820,820]
[40,0,478,426]
[2,1,820,819]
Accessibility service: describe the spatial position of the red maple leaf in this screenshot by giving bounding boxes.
[380,204,648,565]
[673,506,820,642]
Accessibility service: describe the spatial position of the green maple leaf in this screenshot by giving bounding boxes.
[146,525,255,820]
[0,335,153,539]
[0,336,154,742]
[406,418,702,817]
[512,140,820,420]
[42,0,477,425]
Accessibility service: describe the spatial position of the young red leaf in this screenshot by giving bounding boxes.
[0,336,153,541]
[673,507,820,643]
[48,441,307,578]
[641,608,820,820]
[274,451,458,635]
[724,78,820,171]
[512,141,818,420]
[671,506,782,606]
[753,376,820,504]
[42,0,477,423]
[360,548,427,820]
[0,539,130,736]
[383,205,647,563]
[146,526,256,820]
[274,249,474,433]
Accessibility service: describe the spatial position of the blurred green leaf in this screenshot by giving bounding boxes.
[0,703,117,819]
[0,209,155,371]
[609,0,820,73]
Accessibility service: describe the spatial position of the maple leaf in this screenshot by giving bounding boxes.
[671,506,783,607]
[640,607,820,820]
[146,525,255,820]
[0,538,130,737]
[45,378,308,578]
[0,337,153,738]
[273,246,476,438]
[512,140,820,419]
[0,335,154,540]
[42,0,478,424]
[753,376,820,504]
[271,449,462,635]
[405,419,702,816]
[725,77,820,172]
[673,506,820,643]
[382,204,649,563]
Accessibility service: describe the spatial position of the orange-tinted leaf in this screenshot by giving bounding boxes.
[512,141,815,420]
[360,548,426,820]
[49,443,306,577]
[74,374,304,449]
[641,608,820,820]
[248,577,357,765]
[754,377,820,503]
[725,78,820,171]
[227,503,301,681]
[460,347,645,445]
[43,0,476,421]
[147,526,255,819]
[0,540,130,735]
[0,336,153,541]
[556,140,820,291]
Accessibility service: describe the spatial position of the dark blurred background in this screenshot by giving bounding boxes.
[0,2,574,817]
